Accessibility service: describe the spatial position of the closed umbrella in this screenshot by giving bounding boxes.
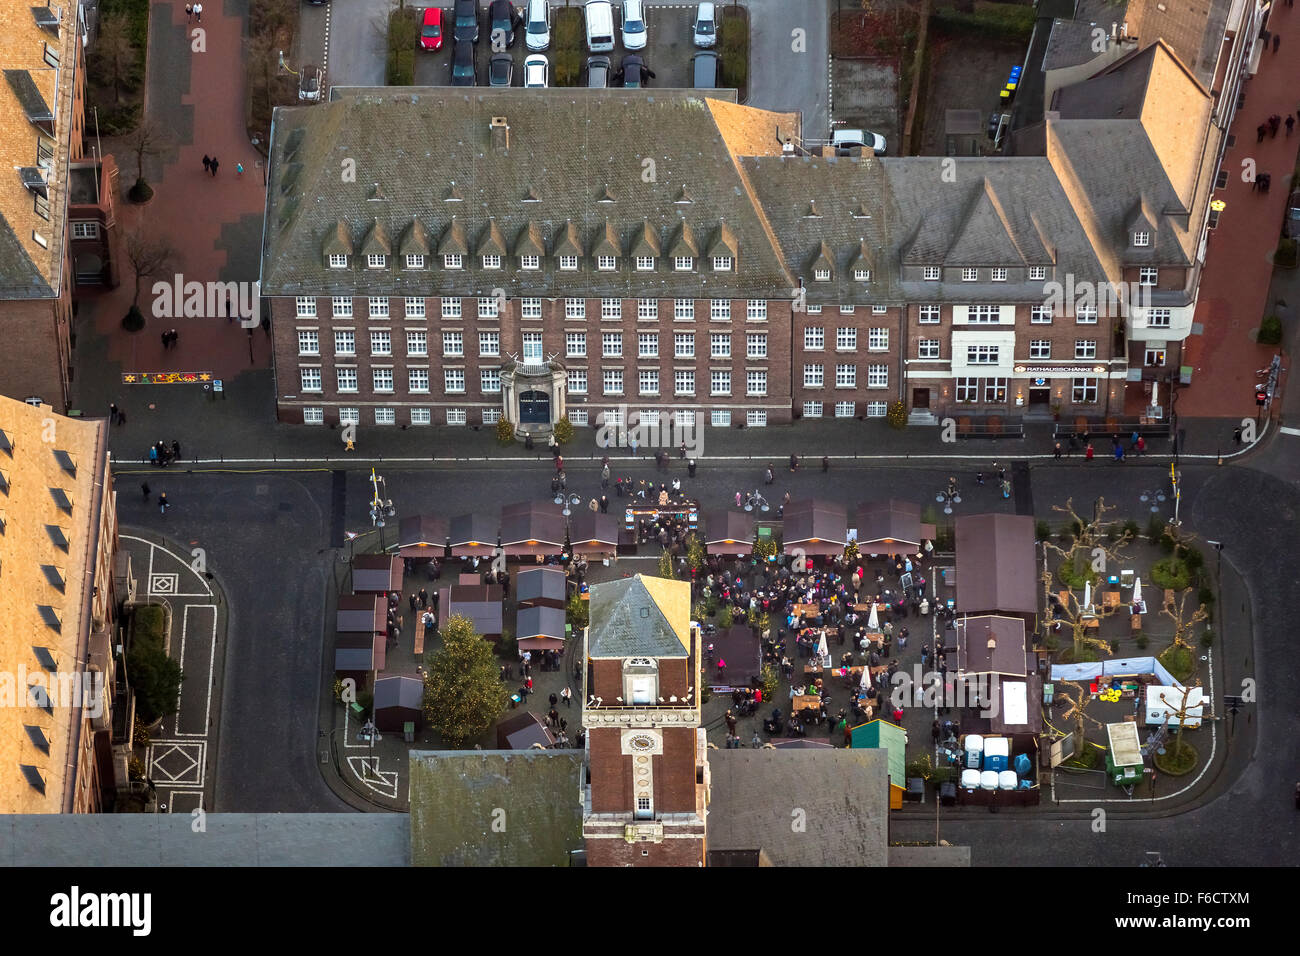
[1083,580,1092,614]
[1132,576,1143,612]
[859,664,870,690]
[817,632,829,665]
[867,603,879,630]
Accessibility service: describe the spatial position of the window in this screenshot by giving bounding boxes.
[479,331,500,356]
[521,298,542,319]
[297,330,319,355]
[602,333,623,357]
[835,401,856,418]
[1072,377,1098,403]
[482,369,502,392]
[803,401,823,418]
[835,364,856,388]
[747,300,767,320]
[713,256,732,271]
[1133,231,1150,247]
[1139,267,1158,286]
[991,268,1007,282]
[296,296,317,317]
[568,409,588,426]
[636,256,655,271]
[639,370,659,395]
[961,268,979,282]
[447,409,467,426]
[1145,347,1166,367]
[441,332,462,357]
[522,332,544,363]
[565,298,586,319]
[482,254,502,270]
[445,369,466,393]
[636,796,653,819]
[369,297,390,319]
[639,410,660,428]
[746,410,767,427]
[674,410,696,428]
[639,299,658,320]
[1076,307,1098,324]
[568,369,587,394]
[835,328,856,351]
[711,410,732,427]
[967,344,998,364]
[303,407,324,424]
[1030,305,1053,324]
[329,254,347,269]
[1029,266,1046,281]
[955,377,978,403]
[405,254,424,269]
[332,296,353,318]
[334,331,355,355]
[675,370,695,395]
[485,409,502,426]
[1148,309,1171,328]
[1029,339,1051,359]
[967,305,1000,324]
[373,368,394,392]
[71,222,99,239]
[603,369,624,395]
[367,254,386,269]
[375,408,396,425]
[711,370,731,395]
[597,255,617,271]
[638,333,659,358]
[443,254,462,269]
[674,256,693,271]
[923,266,941,281]
[339,408,361,425]
[1075,340,1097,360]
[300,367,322,391]
[867,364,888,388]
[602,299,622,321]
[371,331,392,356]
[813,267,831,282]
[566,332,587,358]
[984,378,1007,403]
[674,333,695,358]
[559,255,579,271]
[411,408,432,425]
[806,304,822,314]
[674,299,695,321]
[710,299,731,321]
[520,255,540,270]
[918,305,941,324]
[867,328,888,351]
[872,305,888,315]
[918,339,940,359]
[854,269,871,282]
[746,333,767,359]
[337,368,358,392]
[866,401,888,418]
[804,327,824,351]
[478,297,500,319]
[409,368,430,392]
[747,370,767,396]
[405,298,426,319]
[441,297,462,319]
[839,305,855,315]
[803,364,824,388]
[710,333,731,358]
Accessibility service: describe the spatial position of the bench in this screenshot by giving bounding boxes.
[1130,614,1142,633]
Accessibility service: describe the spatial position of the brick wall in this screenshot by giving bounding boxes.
[791,305,901,418]
[0,295,71,410]
[585,833,704,867]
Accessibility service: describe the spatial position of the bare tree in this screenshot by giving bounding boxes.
[1161,588,1209,653]
[128,117,170,184]
[92,13,135,105]
[124,229,180,310]
[1040,498,1133,661]
[1057,679,1103,765]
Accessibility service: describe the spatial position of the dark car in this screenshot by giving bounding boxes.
[489,0,518,48]
[618,54,653,88]
[451,40,476,85]
[691,50,719,89]
[453,0,480,43]
[585,54,611,88]
[489,51,514,86]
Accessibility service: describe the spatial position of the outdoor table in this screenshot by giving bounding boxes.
[1103,590,1122,609]
[1084,617,1100,631]
[794,603,819,619]
[792,695,822,714]
[869,664,889,677]
[803,665,824,676]
[860,631,884,647]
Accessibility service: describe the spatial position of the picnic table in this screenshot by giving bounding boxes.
[792,695,823,715]
[1103,590,1122,609]
[793,603,820,619]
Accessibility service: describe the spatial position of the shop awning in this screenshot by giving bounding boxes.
[853,499,923,549]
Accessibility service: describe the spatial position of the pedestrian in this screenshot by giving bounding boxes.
[158,491,169,514]
[549,692,558,709]
[1257,123,1267,143]
[149,445,158,466]
[193,1,202,21]
[560,717,568,734]
[561,686,572,708]
[789,453,799,471]
[599,494,609,514]
[418,587,428,608]
[1135,435,1146,456]
[109,403,118,423]
[735,490,743,508]
[170,328,178,347]
[161,330,169,350]
[236,163,244,177]
[117,409,127,426]
[601,463,610,488]
[688,458,697,478]
[1114,442,1125,462]
[555,454,564,474]
[525,675,533,693]
[1233,425,1242,445]
[822,455,829,473]
[588,497,598,513]
[1085,441,1094,461]
[186,2,193,20]
[764,465,774,485]
[725,709,737,735]
[209,156,218,175]
[171,440,181,461]
[1288,115,1296,137]
[141,482,150,501]
[932,719,941,744]
[1273,33,1280,53]
[548,708,559,728]
[202,153,210,172]
[1053,441,1062,459]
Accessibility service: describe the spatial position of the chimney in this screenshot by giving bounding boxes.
[490,116,509,153]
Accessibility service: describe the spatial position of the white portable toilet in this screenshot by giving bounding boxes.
[998,770,1018,790]
[979,770,999,790]
[961,768,981,790]
[964,734,984,769]
[983,736,1010,772]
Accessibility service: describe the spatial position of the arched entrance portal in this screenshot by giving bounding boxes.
[518,390,551,425]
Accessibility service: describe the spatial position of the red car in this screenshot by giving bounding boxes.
[419,7,443,51]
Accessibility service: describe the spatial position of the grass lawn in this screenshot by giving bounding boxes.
[553,8,583,87]
[720,7,749,99]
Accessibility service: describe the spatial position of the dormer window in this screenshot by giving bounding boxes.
[854,269,870,282]
[328,254,347,269]
[923,266,940,281]
[1029,266,1046,281]
[961,268,978,282]
[712,256,732,271]
[520,255,540,270]
[674,256,693,271]
[991,268,1007,282]
[444,254,462,269]
[483,254,502,270]
[814,268,831,282]
[623,658,659,705]
[1133,231,1150,247]
[636,256,655,271]
[559,255,579,271]
[404,254,424,269]
[366,254,386,269]
[597,255,617,271]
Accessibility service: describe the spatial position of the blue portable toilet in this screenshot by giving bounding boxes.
[983,736,1009,772]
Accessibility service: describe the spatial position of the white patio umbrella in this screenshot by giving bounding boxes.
[859,664,870,690]
[1083,579,1092,614]
[867,603,880,630]
[816,632,829,664]
[1133,576,1143,607]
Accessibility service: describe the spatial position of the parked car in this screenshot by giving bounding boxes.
[489,51,514,86]
[621,0,647,50]
[585,54,612,88]
[618,53,653,88]
[693,1,716,48]
[523,53,550,88]
[831,127,887,156]
[690,50,718,89]
[525,0,551,51]
[451,40,477,85]
[298,64,323,101]
[585,0,616,53]
[489,0,518,48]
[419,7,443,51]
[453,0,480,43]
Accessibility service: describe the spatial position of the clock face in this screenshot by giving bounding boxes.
[629,734,656,752]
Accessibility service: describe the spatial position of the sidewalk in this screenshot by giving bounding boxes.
[1175,4,1299,419]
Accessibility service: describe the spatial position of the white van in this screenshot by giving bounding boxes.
[585,0,616,53]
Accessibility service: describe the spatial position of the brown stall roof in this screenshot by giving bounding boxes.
[955,614,1028,678]
[954,514,1038,615]
[706,511,755,551]
[567,511,619,554]
[337,594,385,633]
[783,498,847,553]
[516,567,569,606]
[448,513,500,557]
[351,553,404,593]
[396,514,449,557]
[496,711,556,750]
[854,499,923,548]
[441,586,505,637]
[501,502,566,554]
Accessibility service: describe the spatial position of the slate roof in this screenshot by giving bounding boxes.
[954,513,1039,615]
[262,90,797,299]
[517,604,565,641]
[954,614,1028,677]
[373,674,423,711]
[587,574,690,659]
[515,566,567,605]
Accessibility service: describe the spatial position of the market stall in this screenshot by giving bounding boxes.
[351,553,404,594]
[448,513,500,559]
[500,501,567,558]
[853,498,928,553]
[705,511,754,556]
[395,513,450,558]
[373,675,423,732]
[516,604,566,652]
[782,499,848,557]
[516,566,568,610]
[1105,722,1145,788]
[567,511,619,558]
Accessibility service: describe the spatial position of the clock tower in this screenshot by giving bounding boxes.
[581,574,707,867]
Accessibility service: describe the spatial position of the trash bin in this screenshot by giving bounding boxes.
[905,777,925,803]
[939,781,958,806]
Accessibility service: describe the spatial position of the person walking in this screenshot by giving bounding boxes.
[1233,425,1242,445]
[171,440,181,461]
[1085,442,1094,460]
[209,156,218,175]
[549,692,558,710]
[932,719,941,745]
[1114,442,1125,462]
[1257,123,1267,143]
[186,2,193,21]
[588,497,598,513]
[158,491,169,514]
[764,464,774,485]
[418,587,428,608]
[599,494,609,514]
[141,482,150,501]
[822,455,830,473]
[193,2,202,21]
[1269,114,1280,137]
[202,154,211,173]
[561,686,572,708]
[687,458,696,478]
[236,163,244,177]
[1273,33,1280,53]
[169,329,179,347]
[601,463,610,488]
[725,709,737,736]
[1053,441,1062,460]
[1135,435,1146,456]
[109,403,119,424]
[1288,115,1295,137]
[117,408,127,426]
[161,330,170,350]
[789,453,799,472]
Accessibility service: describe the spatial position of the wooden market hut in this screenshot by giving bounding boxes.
[516,566,568,609]
[500,501,566,558]
[850,718,908,809]
[567,511,619,558]
[783,499,848,557]
[395,514,450,559]
[705,510,754,556]
[351,553,404,594]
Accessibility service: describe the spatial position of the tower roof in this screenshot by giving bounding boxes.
[587,574,690,658]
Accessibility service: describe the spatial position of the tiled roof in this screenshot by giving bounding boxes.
[587,574,690,659]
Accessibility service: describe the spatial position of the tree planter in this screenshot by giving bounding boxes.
[128,178,154,204]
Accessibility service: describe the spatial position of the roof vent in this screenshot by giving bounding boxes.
[49,487,72,513]
[33,7,60,34]
[674,184,693,204]
[52,448,75,477]
[598,185,616,202]
[20,765,46,795]
[0,428,11,456]
[32,646,58,671]
[24,725,50,755]
[490,116,510,153]
[19,167,49,198]
[523,185,541,202]
[368,183,387,201]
